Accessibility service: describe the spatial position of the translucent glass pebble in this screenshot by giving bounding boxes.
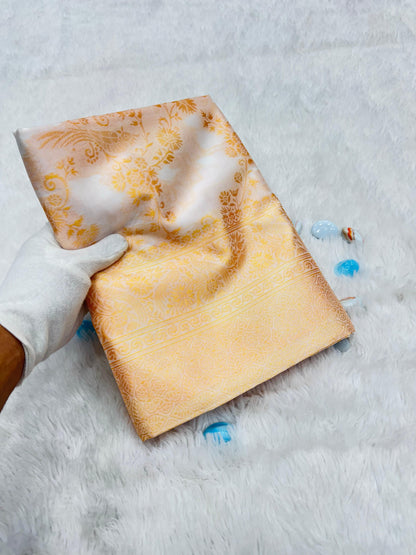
[334,259,360,277]
[203,422,232,444]
[311,220,339,239]
[334,338,351,352]
[294,220,303,234]
[76,319,97,341]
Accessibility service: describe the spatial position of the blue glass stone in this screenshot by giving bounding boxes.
[340,296,363,309]
[311,220,339,239]
[76,319,97,341]
[294,220,303,234]
[334,259,360,277]
[334,337,351,352]
[203,422,232,444]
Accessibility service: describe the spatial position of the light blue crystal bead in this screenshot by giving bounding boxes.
[334,259,360,277]
[203,422,232,444]
[76,319,97,341]
[294,220,303,234]
[311,220,339,239]
[334,338,351,352]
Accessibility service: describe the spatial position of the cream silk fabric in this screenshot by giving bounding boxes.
[14,95,354,440]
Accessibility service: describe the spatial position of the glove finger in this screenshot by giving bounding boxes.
[74,234,128,276]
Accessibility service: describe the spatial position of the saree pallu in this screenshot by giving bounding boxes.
[14,95,354,440]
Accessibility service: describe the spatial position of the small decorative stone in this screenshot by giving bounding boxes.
[340,296,362,309]
[311,220,339,239]
[334,259,360,277]
[203,422,232,444]
[294,220,303,234]
[334,338,351,352]
[342,227,363,243]
[76,319,97,341]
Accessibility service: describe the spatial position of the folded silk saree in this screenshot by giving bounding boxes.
[14,94,354,440]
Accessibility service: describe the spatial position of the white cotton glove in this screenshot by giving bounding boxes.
[0,222,128,382]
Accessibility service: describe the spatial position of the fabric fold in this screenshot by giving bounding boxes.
[14,94,354,440]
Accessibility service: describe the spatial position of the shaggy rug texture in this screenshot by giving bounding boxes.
[1,1,416,553]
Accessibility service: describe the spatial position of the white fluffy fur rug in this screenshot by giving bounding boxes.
[1,1,416,553]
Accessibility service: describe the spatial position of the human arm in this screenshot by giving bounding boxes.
[0,223,128,410]
[0,325,25,410]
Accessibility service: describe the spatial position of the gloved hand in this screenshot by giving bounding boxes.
[0,222,128,382]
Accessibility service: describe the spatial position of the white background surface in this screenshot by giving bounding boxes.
[1,1,416,553]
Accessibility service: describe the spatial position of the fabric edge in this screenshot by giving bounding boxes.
[139,325,355,441]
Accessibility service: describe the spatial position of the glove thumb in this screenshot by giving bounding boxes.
[75,234,129,276]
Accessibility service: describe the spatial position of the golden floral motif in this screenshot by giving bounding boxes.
[156,128,183,150]
[106,98,261,265]
[201,109,251,160]
[43,157,99,246]
[201,110,217,131]
[108,103,193,242]
[219,189,241,227]
[171,98,197,114]
[234,171,243,184]
[207,187,246,294]
[111,155,162,210]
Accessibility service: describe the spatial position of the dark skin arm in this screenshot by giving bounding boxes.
[0,325,25,411]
